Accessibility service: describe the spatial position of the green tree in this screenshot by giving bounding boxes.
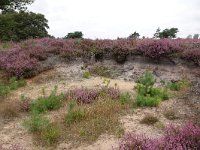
[64,31,83,39]
[0,11,49,41]
[154,27,179,39]
[0,0,34,13]
[129,31,140,39]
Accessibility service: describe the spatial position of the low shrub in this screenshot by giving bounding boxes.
[19,96,31,112]
[136,39,183,60]
[182,48,200,66]
[140,115,159,125]
[70,88,99,104]
[31,87,64,113]
[118,123,200,150]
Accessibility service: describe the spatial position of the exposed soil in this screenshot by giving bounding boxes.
[0,58,199,150]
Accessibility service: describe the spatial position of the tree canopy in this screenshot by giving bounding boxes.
[154,28,179,39]
[64,31,83,39]
[0,11,49,41]
[129,31,140,39]
[0,0,34,13]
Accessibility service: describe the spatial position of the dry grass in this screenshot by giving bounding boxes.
[0,100,20,119]
[140,115,159,125]
[62,96,130,144]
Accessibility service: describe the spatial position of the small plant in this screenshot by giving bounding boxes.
[167,80,190,91]
[31,86,64,113]
[83,71,91,79]
[41,123,61,145]
[135,71,169,107]
[119,92,131,105]
[23,113,50,132]
[65,101,85,125]
[164,110,179,120]
[140,115,159,125]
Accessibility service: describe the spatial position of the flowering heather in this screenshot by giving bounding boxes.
[70,88,99,104]
[136,39,183,59]
[182,48,200,66]
[101,87,121,99]
[0,47,38,78]
[118,123,200,150]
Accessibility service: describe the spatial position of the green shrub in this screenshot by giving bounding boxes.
[31,87,64,113]
[135,71,169,107]
[137,71,156,88]
[150,87,169,100]
[140,115,159,125]
[65,101,85,125]
[119,92,131,105]
[41,123,61,145]
[23,113,50,132]
[83,71,91,79]
[136,95,161,107]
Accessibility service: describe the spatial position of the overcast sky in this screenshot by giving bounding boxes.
[28,0,200,39]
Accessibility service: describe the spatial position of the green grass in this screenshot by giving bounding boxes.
[23,113,50,132]
[0,77,26,97]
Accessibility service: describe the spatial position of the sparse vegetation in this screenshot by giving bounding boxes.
[89,65,111,78]
[167,80,190,91]
[65,101,86,125]
[164,110,179,120]
[140,115,159,125]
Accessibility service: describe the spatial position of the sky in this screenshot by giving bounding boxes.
[28,0,200,39]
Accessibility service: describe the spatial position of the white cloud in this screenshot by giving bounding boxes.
[29,0,200,39]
